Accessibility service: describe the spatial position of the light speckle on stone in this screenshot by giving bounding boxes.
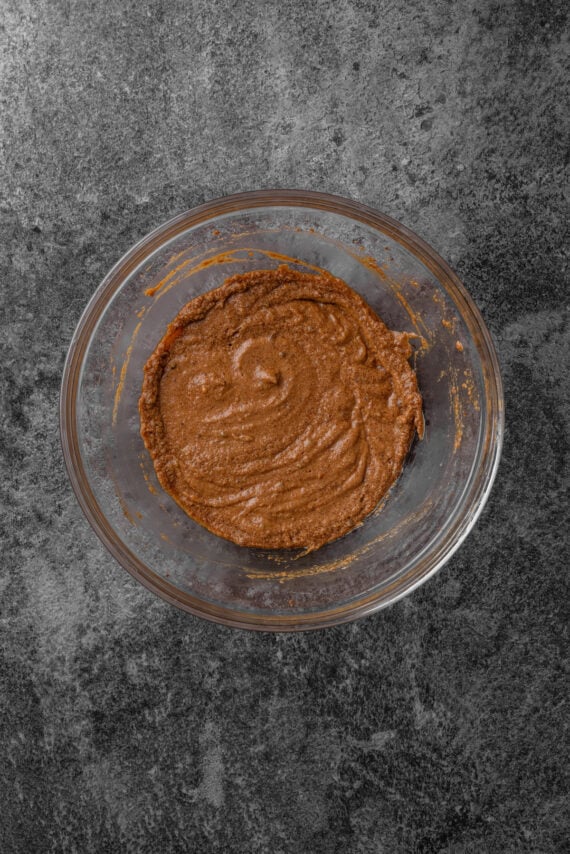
[199,721,224,810]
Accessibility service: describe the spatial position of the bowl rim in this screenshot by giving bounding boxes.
[60,189,504,631]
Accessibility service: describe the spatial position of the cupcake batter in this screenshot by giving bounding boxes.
[139,265,423,550]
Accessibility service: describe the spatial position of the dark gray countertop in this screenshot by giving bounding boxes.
[1,1,568,851]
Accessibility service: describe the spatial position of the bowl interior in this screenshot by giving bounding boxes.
[65,197,501,628]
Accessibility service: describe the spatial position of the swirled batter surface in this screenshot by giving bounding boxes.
[139,266,423,550]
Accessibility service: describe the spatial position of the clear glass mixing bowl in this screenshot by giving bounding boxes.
[60,190,504,630]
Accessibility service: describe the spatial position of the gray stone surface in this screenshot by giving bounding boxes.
[1,0,568,851]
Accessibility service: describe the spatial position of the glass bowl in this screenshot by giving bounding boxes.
[60,190,504,631]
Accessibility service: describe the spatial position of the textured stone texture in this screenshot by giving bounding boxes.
[1,0,568,851]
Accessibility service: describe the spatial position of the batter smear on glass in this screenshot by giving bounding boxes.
[139,265,423,550]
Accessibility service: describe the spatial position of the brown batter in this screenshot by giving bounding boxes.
[139,265,423,550]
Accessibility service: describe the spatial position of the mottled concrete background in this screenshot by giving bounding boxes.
[1,0,568,851]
